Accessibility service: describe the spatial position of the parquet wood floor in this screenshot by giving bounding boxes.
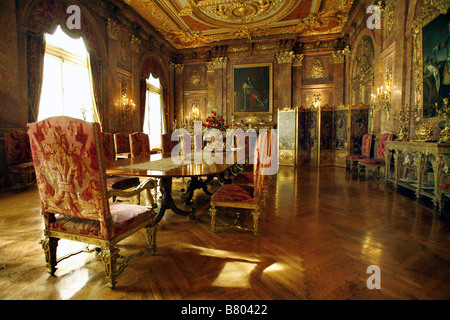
[1,166,450,300]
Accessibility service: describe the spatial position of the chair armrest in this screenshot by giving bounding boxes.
[107,178,157,199]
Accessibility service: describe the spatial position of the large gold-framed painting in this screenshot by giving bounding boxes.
[413,1,450,121]
[422,8,450,118]
[232,63,272,114]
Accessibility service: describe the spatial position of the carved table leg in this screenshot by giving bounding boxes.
[181,176,214,205]
[156,177,195,223]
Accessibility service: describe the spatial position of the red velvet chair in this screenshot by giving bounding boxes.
[28,116,158,288]
[4,131,35,187]
[209,132,269,236]
[101,132,144,204]
[129,132,157,158]
[161,133,176,155]
[346,134,373,171]
[113,132,131,159]
[358,133,393,179]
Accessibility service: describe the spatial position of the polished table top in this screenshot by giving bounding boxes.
[105,151,245,222]
[105,151,243,178]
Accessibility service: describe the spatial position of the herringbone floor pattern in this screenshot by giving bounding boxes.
[1,166,450,300]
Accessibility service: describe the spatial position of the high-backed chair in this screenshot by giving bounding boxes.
[358,133,393,179]
[113,132,131,159]
[232,132,272,207]
[209,132,269,236]
[28,116,158,288]
[4,131,35,187]
[130,132,157,158]
[101,132,144,204]
[346,133,373,171]
[161,133,176,154]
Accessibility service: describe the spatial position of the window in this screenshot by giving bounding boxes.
[38,26,94,122]
[143,74,163,150]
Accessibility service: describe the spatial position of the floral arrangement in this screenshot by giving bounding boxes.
[202,109,229,131]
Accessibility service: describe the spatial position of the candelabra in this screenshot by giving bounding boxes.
[121,95,135,123]
[311,94,321,109]
[370,85,391,121]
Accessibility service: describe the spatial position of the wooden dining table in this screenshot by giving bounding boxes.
[106,151,245,223]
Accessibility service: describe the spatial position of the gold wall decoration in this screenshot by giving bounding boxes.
[311,58,324,79]
[275,51,294,64]
[332,46,351,62]
[387,2,395,35]
[190,68,201,86]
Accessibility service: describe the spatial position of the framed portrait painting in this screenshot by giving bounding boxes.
[422,8,450,118]
[413,3,450,122]
[232,63,272,114]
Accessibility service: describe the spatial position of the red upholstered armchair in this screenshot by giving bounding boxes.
[28,116,158,288]
[209,132,270,236]
[129,132,157,158]
[358,133,393,179]
[4,130,35,187]
[101,132,148,205]
[113,132,131,159]
[346,134,373,171]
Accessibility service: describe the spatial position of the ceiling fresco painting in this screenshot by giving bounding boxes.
[122,0,355,48]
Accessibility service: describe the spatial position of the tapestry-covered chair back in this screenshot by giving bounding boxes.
[101,132,115,163]
[4,131,32,165]
[361,134,373,158]
[130,132,151,158]
[253,131,270,199]
[114,132,130,154]
[28,116,111,237]
[377,133,393,159]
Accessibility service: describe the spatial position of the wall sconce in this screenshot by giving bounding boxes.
[122,94,135,123]
[370,69,392,120]
[312,94,321,109]
[191,101,200,121]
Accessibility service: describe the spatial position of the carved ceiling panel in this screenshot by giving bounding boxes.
[122,0,355,49]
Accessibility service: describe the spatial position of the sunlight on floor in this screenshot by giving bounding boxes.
[212,262,257,288]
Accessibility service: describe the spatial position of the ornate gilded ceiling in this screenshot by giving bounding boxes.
[122,0,355,49]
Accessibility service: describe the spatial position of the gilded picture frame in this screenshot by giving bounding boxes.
[412,1,450,123]
[232,63,273,115]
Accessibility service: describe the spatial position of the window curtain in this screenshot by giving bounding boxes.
[139,79,147,130]
[26,33,46,123]
[87,54,104,129]
[140,57,168,133]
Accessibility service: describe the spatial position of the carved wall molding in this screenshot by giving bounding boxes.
[170,62,185,74]
[206,57,229,70]
[107,18,120,40]
[275,51,294,64]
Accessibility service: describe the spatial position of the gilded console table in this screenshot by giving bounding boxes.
[385,141,450,207]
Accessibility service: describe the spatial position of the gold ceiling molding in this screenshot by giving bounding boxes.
[123,0,355,49]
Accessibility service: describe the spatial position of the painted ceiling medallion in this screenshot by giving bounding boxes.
[194,0,290,26]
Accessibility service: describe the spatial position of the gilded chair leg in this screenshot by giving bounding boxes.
[41,236,59,275]
[146,223,158,255]
[209,205,217,232]
[101,245,120,289]
[252,210,261,237]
